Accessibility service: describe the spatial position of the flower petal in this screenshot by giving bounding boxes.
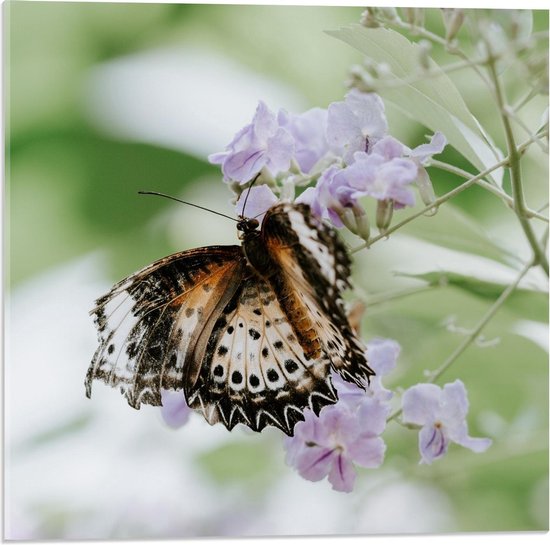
[331,372,368,409]
[357,397,391,436]
[345,89,388,140]
[366,337,400,376]
[402,383,443,426]
[252,101,279,141]
[447,420,492,453]
[265,127,295,174]
[326,101,361,148]
[235,184,279,222]
[347,435,386,469]
[160,390,192,429]
[418,424,449,464]
[440,379,470,424]
[409,132,447,164]
[371,136,405,160]
[222,148,265,183]
[327,452,357,492]
[295,446,336,482]
[279,107,329,173]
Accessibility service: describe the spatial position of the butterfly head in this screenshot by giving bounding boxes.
[236,217,260,240]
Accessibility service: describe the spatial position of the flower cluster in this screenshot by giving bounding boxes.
[283,338,398,492]
[209,89,446,239]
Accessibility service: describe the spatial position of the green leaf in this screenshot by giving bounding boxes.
[327,24,504,186]
[397,270,549,322]
[401,203,519,266]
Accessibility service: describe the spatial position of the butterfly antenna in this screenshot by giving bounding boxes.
[138,191,238,222]
[240,172,262,219]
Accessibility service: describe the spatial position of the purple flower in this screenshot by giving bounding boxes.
[371,133,446,206]
[338,151,418,209]
[296,164,359,228]
[326,89,388,164]
[278,107,330,174]
[160,390,192,429]
[284,401,388,493]
[402,380,492,465]
[332,337,400,408]
[209,101,295,183]
[234,184,278,223]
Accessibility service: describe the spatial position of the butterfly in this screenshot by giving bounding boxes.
[85,201,374,435]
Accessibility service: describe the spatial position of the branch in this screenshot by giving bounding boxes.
[487,57,549,276]
[387,260,534,422]
[429,159,549,223]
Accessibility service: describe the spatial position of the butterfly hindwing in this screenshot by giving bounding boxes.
[86,246,244,409]
[186,266,337,435]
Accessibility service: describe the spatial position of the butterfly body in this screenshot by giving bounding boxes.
[86,202,373,435]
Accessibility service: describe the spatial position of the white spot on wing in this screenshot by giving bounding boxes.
[288,210,336,284]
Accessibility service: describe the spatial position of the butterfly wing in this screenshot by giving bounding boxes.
[186,265,337,435]
[260,202,374,387]
[86,246,245,409]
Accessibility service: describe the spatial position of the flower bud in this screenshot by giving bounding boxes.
[509,10,533,44]
[379,7,398,21]
[376,199,394,233]
[441,9,465,42]
[340,208,357,234]
[280,177,296,201]
[374,62,392,79]
[360,8,380,28]
[353,203,371,241]
[347,68,377,94]
[404,8,424,29]
[415,167,437,207]
[479,20,508,60]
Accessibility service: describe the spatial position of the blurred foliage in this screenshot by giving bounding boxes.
[5,2,548,538]
[398,271,548,321]
[6,2,364,286]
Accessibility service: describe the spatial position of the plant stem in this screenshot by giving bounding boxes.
[369,57,487,91]
[505,108,549,154]
[387,260,534,423]
[390,18,496,93]
[429,159,549,223]
[487,58,549,276]
[427,261,533,383]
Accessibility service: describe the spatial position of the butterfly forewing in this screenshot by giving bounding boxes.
[262,203,374,388]
[86,246,244,408]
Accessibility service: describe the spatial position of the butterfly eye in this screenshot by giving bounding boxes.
[237,218,260,232]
